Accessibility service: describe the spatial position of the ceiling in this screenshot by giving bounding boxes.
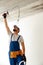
[0,0,38,14]
[0,0,43,22]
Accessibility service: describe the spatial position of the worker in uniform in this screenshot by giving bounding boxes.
[2,12,26,65]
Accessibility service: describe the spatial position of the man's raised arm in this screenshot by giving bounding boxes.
[3,13,12,35]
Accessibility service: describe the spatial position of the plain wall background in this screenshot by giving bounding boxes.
[0,12,43,65]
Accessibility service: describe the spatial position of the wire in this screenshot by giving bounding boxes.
[17,8,20,22]
[19,60,26,65]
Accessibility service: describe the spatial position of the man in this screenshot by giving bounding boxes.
[3,13,26,65]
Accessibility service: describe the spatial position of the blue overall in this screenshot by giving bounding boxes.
[9,34,24,65]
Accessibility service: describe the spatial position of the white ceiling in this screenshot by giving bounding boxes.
[0,0,43,22]
[0,0,38,14]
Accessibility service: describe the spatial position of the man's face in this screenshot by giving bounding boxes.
[13,26,19,33]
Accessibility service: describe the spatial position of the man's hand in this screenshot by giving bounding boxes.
[2,11,9,18]
[2,13,7,18]
[23,54,26,62]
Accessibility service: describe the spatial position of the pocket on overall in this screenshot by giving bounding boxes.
[16,55,24,65]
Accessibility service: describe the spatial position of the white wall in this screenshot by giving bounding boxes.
[0,12,43,65]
